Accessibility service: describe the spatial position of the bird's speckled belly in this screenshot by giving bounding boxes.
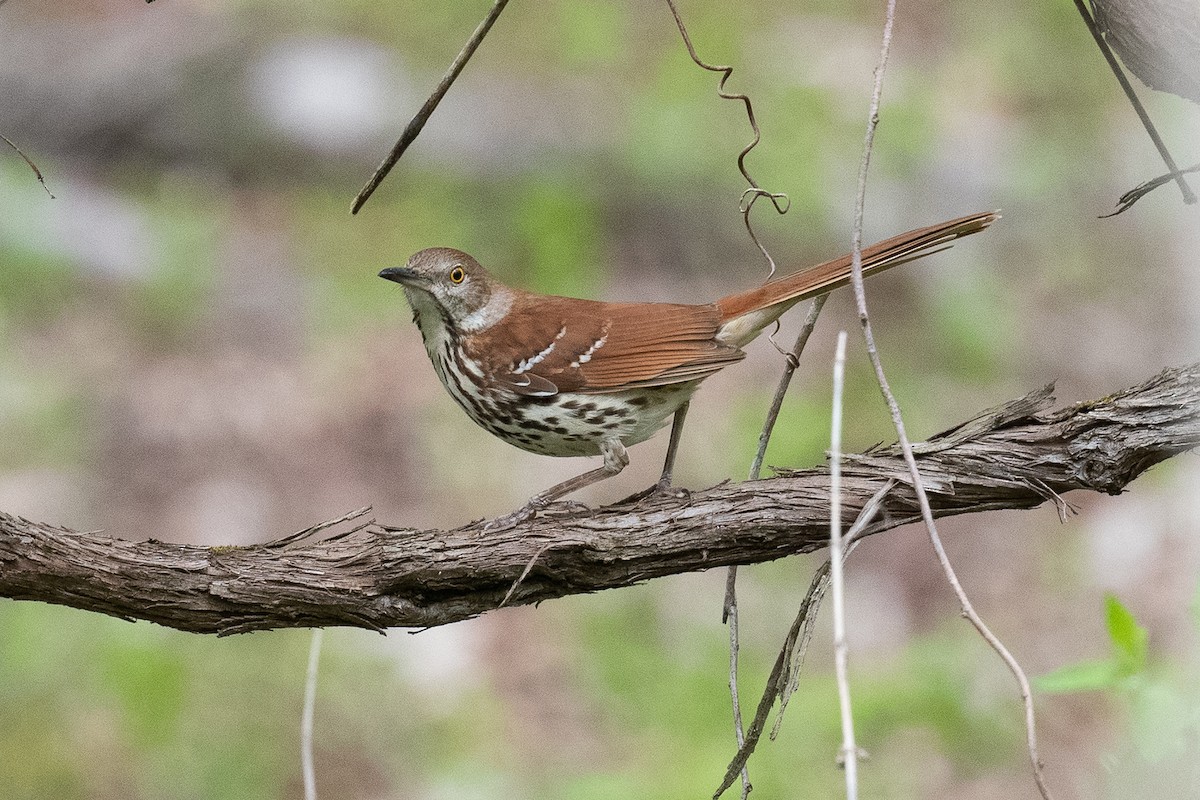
[449,378,697,458]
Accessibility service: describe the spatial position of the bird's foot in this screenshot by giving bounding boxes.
[619,477,692,507]
[650,477,691,504]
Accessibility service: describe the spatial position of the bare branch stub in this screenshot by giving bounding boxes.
[0,364,1196,635]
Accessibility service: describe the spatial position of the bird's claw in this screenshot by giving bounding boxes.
[619,478,692,507]
[652,477,691,501]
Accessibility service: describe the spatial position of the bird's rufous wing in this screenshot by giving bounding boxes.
[466,296,744,396]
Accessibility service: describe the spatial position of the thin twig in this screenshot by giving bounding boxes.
[499,541,556,608]
[725,587,750,799]
[751,296,829,479]
[1,134,55,199]
[829,331,858,798]
[714,566,827,798]
[302,628,324,800]
[713,484,893,799]
[845,1,1055,797]
[1070,0,1195,206]
[350,0,512,214]
[772,480,895,736]
[719,265,831,799]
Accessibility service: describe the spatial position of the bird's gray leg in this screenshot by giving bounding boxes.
[483,439,629,532]
[656,401,690,491]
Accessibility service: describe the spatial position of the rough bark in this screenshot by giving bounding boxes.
[1,364,1196,635]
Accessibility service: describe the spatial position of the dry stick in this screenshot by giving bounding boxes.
[715,570,831,798]
[771,481,894,736]
[717,296,831,799]
[301,628,323,800]
[857,345,1060,800]
[713,483,893,799]
[846,1,1054,798]
[828,331,858,798]
[724,584,750,800]
[748,296,829,482]
[350,0,512,214]
[1,134,55,199]
[723,296,829,794]
[1070,0,1195,206]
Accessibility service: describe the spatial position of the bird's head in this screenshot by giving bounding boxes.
[380,247,509,332]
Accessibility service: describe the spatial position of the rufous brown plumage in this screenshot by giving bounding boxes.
[381,210,997,525]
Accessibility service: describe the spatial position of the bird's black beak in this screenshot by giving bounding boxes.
[378,266,423,286]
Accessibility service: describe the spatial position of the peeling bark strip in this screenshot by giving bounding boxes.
[1,365,1197,635]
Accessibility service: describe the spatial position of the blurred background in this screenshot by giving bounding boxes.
[1,0,1197,797]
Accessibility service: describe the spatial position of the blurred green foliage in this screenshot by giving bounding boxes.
[127,180,223,344]
[1037,593,1149,693]
[1041,594,1152,695]
[1037,590,1200,798]
[0,590,1033,800]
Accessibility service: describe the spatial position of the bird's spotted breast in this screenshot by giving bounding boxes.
[433,336,697,457]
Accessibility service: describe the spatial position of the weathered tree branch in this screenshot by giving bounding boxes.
[1,365,1196,635]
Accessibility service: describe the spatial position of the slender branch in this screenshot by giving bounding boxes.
[350,0,512,214]
[829,332,858,798]
[845,1,1054,796]
[722,307,830,800]
[853,239,1059,799]
[302,628,323,800]
[838,5,889,794]
[0,365,1195,636]
[1102,162,1200,217]
[714,560,833,799]
[751,297,830,480]
[1,134,56,199]
[713,483,891,799]
[724,588,750,799]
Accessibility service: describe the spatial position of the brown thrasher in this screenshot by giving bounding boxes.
[381,211,996,525]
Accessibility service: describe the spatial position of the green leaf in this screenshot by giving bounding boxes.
[1035,659,1123,694]
[1105,593,1149,675]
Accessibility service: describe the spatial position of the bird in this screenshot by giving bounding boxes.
[380,210,997,526]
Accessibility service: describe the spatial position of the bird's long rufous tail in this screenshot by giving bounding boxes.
[714,210,998,346]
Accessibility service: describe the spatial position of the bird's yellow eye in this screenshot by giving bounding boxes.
[449,266,466,284]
